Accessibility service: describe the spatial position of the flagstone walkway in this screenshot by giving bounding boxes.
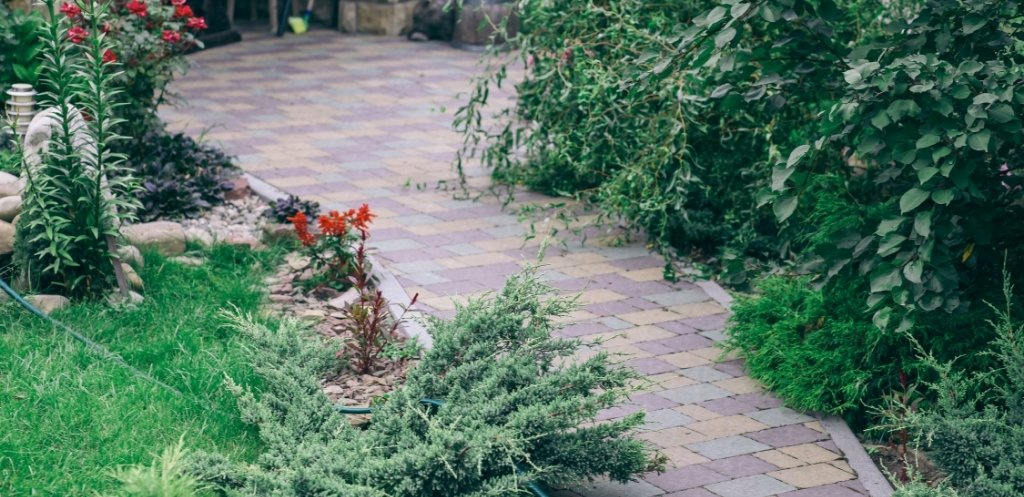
[163,29,887,497]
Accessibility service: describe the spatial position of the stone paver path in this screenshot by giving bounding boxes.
[164,29,877,497]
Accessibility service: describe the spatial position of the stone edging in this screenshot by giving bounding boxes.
[696,278,895,497]
[244,173,434,351]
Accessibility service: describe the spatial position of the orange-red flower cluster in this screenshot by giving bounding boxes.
[316,204,374,238]
[288,211,316,247]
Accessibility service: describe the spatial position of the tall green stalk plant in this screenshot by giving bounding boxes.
[16,0,139,297]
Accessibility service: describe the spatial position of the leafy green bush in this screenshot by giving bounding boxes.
[127,131,239,221]
[16,0,139,298]
[188,268,656,495]
[0,3,42,101]
[772,0,1024,329]
[455,0,910,283]
[893,481,960,497]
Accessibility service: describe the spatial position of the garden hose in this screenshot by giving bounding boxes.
[0,276,186,398]
[334,400,551,497]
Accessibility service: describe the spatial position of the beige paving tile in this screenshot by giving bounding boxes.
[619,309,683,326]
[687,415,770,438]
[778,444,841,464]
[754,450,805,470]
[714,376,764,395]
[769,463,855,488]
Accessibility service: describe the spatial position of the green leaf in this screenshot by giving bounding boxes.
[771,167,795,191]
[773,194,798,222]
[710,84,732,98]
[917,167,939,184]
[786,145,810,167]
[914,211,932,238]
[967,129,991,151]
[988,103,1014,123]
[972,93,998,105]
[962,13,987,34]
[714,27,737,47]
[878,234,907,257]
[900,188,929,213]
[915,134,940,149]
[876,217,904,236]
[903,258,924,284]
[730,2,751,18]
[870,112,891,129]
[873,307,893,329]
[760,3,781,22]
[932,189,955,205]
[870,267,902,293]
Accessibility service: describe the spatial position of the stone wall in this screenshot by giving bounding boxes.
[337,0,416,36]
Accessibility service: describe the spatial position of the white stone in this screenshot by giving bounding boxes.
[26,294,70,314]
[117,245,144,269]
[122,221,186,256]
[108,290,144,307]
[328,288,360,310]
[0,195,21,222]
[0,220,13,255]
[122,264,144,291]
[0,172,19,197]
[170,255,204,267]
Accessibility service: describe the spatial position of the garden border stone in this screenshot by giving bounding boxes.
[697,278,894,497]
[244,173,434,351]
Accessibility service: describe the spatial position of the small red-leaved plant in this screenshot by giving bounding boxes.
[337,229,418,373]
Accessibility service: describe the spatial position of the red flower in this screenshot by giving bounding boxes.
[171,0,187,5]
[59,2,81,17]
[185,16,207,30]
[174,5,193,17]
[101,21,113,33]
[125,0,147,17]
[102,49,117,63]
[162,30,181,43]
[288,212,316,247]
[318,211,349,237]
[67,26,89,44]
[352,203,374,233]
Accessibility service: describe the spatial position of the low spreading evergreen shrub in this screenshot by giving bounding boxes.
[189,268,657,496]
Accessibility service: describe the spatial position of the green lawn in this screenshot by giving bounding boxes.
[0,244,284,496]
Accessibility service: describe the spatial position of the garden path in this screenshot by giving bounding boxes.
[163,29,881,497]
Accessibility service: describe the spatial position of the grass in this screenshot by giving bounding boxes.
[0,243,285,496]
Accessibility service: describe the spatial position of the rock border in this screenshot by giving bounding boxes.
[697,279,895,497]
[244,173,434,351]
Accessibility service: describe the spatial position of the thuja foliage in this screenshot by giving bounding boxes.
[16,0,139,297]
[188,269,655,496]
[897,275,1024,497]
[726,271,1000,427]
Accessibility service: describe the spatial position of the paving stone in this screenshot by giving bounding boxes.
[687,415,770,438]
[769,463,855,488]
[627,357,678,375]
[644,290,712,307]
[704,475,796,497]
[570,479,665,497]
[680,366,733,382]
[656,384,733,405]
[748,425,828,448]
[642,409,695,431]
[701,455,779,478]
[778,443,841,464]
[779,484,866,497]
[662,490,717,497]
[660,446,711,468]
[687,436,771,460]
[644,466,729,492]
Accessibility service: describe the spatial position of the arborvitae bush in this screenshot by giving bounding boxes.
[190,268,655,496]
[910,275,1024,497]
